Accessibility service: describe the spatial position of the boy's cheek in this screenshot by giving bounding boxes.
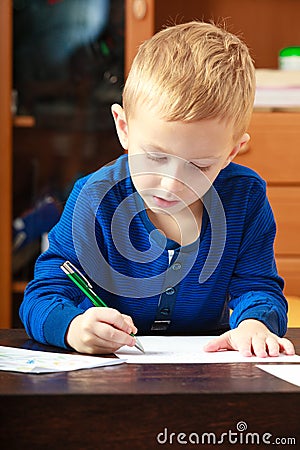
[187,176,213,199]
[129,154,152,177]
[131,174,157,199]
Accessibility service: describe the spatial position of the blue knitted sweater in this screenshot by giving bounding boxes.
[20,155,287,348]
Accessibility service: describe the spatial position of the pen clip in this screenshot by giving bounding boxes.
[60,261,93,289]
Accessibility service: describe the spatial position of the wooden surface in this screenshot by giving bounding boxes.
[0,0,12,327]
[287,297,300,327]
[279,259,300,297]
[125,0,300,72]
[125,0,155,76]
[236,112,300,184]
[13,115,35,128]
[235,112,300,296]
[0,329,299,449]
[269,187,300,255]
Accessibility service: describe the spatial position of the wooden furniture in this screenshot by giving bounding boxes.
[0,1,12,327]
[125,0,300,73]
[288,296,300,327]
[0,1,36,327]
[0,328,299,449]
[235,112,300,296]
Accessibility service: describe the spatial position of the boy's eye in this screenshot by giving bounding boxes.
[146,152,167,162]
[189,162,210,172]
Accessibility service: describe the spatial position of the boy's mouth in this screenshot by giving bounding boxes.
[152,196,180,208]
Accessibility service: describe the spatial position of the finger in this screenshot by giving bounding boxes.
[82,308,137,350]
[93,308,134,335]
[278,337,296,355]
[251,335,268,357]
[94,321,136,348]
[122,314,138,334]
[265,337,280,357]
[234,334,253,357]
[203,332,234,352]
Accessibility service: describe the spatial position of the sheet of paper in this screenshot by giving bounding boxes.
[256,364,300,387]
[0,346,125,374]
[116,336,300,364]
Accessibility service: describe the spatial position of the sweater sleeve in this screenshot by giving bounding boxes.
[228,180,288,336]
[19,177,95,348]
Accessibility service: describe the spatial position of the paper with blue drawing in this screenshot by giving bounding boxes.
[0,346,125,373]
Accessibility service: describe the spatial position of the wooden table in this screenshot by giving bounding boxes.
[1,329,299,449]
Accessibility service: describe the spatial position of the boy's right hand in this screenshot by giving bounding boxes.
[65,307,138,354]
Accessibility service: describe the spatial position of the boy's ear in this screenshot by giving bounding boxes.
[223,133,250,168]
[111,103,129,150]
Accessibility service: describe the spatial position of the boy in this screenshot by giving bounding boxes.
[20,21,295,357]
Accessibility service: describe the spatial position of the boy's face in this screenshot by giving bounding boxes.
[112,103,249,215]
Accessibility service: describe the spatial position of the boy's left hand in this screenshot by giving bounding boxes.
[203,319,295,357]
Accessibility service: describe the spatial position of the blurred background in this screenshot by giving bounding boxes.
[12,0,125,287]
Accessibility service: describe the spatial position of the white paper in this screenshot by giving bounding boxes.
[116,336,300,364]
[256,364,300,387]
[0,346,125,374]
[255,69,300,88]
[254,69,300,108]
[254,87,300,108]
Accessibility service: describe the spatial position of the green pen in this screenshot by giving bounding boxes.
[60,260,144,353]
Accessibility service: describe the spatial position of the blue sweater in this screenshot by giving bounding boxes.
[20,154,288,349]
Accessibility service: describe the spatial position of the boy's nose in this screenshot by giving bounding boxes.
[160,173,185,193]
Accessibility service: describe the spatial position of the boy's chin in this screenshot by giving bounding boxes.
[147,202,191,216]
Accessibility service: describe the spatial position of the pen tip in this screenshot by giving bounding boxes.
[135,340,145,354]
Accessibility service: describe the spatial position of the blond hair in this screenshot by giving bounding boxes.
[123,21,255,140]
